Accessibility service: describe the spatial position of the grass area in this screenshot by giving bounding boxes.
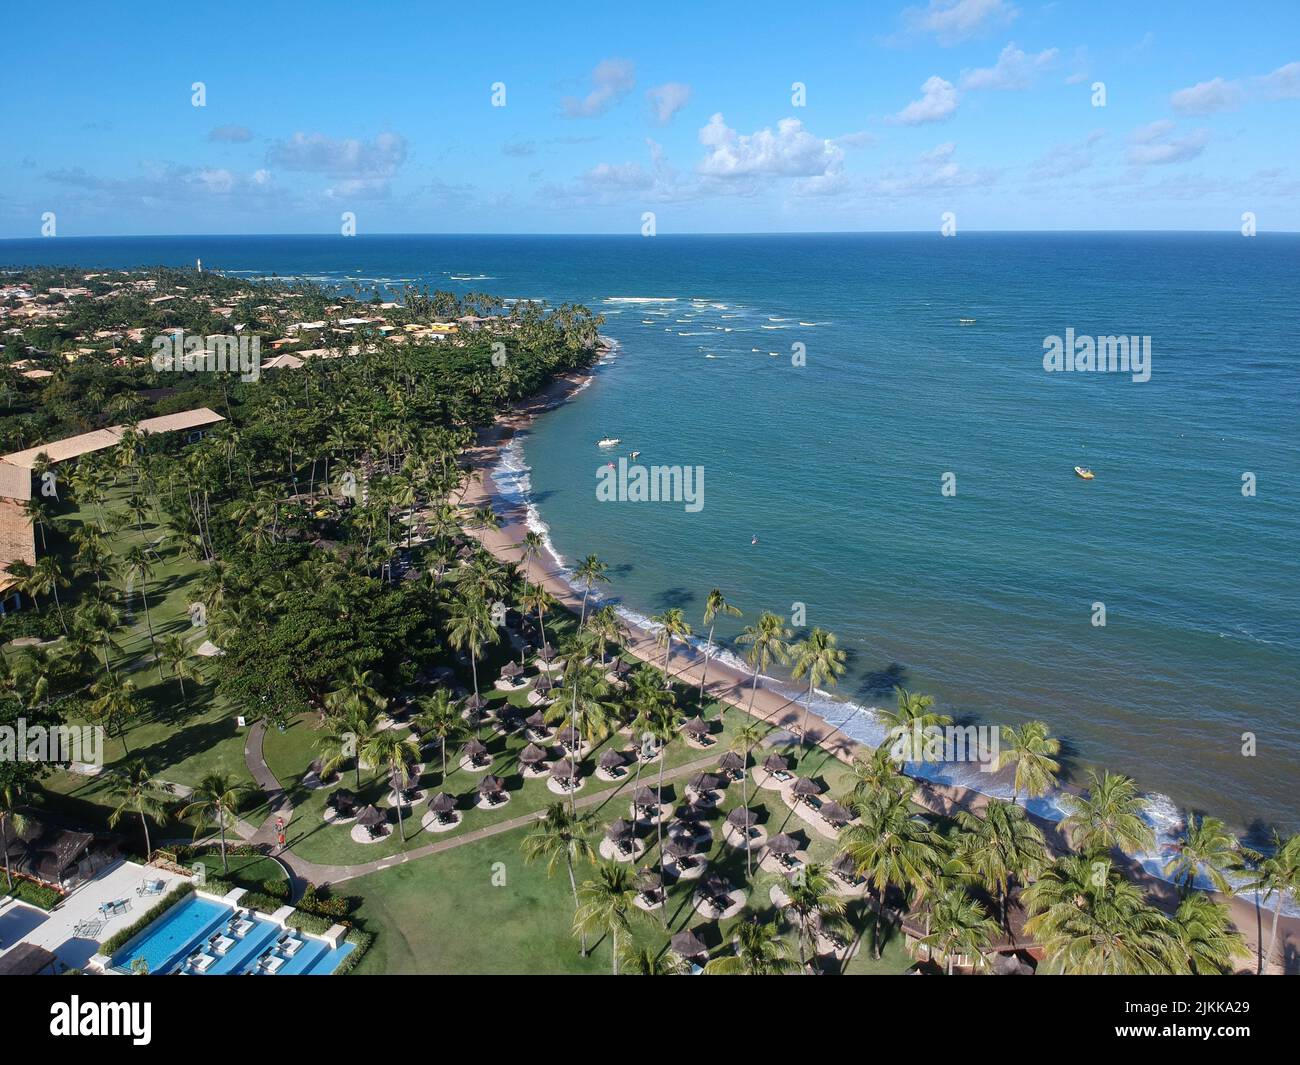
[27,480,263,838]
[344,728,914,975]
[193,850,288,892]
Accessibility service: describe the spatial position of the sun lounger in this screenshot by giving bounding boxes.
[231,918,255,938]
[190,952,216,972]
[258,953,286,974]
[280,937,304,957]
[212,935,235,955]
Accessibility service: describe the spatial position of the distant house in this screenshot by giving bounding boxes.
[1,813,109,889]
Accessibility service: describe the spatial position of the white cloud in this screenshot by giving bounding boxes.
[1170,77,1245,114]
[562,58,636,118]
[267,131,407,176]
[1126,121,1208,165]
[208,125,253,143]
[697,114,845,180]
[1026,130,1107,180]
[961,42,1058,90]
[646,82,692,125]
[891,76,960,124]
[898,0,1017,46]
[871,141,997,197]
[1259,60,1300,100]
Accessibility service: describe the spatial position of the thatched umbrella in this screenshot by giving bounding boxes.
[463,738,490,764]
[670,929,707,959]
[331,788,357,815]
[477,774,506,797]
[767,832,799,856]
[428,792,457,815]
[519,743,548,766]
[597,748,624,771]
[537,643,558,662]
[792,776,823,800]
[525,709,548,730]
[633,786,662,809]
[550,758,577,781]
[500,661,523,680]
[762,753,789,774]
[717,750,744,774]
[533,675,554,694]
[664,838,696,860]
[679,801,710,823]
[556,725,582,749]
[700,872,731,897]
[463,693,488,712]
[635,867,663,893]
[606,818,635,843]
[832,852,860,880]
[356,804,386,828]
[727,806,757,830]
[820,800,851,826]
[689,772,722,793]
[681,717,710,737]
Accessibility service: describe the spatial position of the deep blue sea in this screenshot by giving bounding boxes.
[4,233,1298,889]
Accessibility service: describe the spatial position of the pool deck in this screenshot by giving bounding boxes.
[0,860,190,972]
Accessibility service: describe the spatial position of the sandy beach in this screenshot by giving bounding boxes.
[458,346,1298,974]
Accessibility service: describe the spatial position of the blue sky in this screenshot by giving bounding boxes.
[2,0,1298,236]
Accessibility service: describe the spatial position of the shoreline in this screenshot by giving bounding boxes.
[458,342,1297,974]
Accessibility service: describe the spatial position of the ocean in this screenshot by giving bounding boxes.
[5,232,1298,895]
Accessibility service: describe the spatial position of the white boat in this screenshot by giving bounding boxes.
[598,437,620,448]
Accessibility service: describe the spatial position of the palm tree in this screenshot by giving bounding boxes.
[650,608,691,689]
[955,800,1049,932]
[159,634,196,704]
[842,745,910,804]
[697,588,741,711]
[122,545,160,674]
[876,686,952,732]
[107,761,171,862]
[1173,893,1247,975]
[324,666,386,720]
[445,589,498,706]
[1059,769,1155,856]
[0,783,30,889]
[1164,813,1241,896]
[789,627,846,745]
[838,788,943,958]
[705,917,798,975]
[735,612,791,719]
[87,675,139,756]
[179,772,250,874]
[997,720,1060,806]
[731,722,766,877]
[584,604,625,668]
[317,703,380,789]
[917,888,1000,974]
[1023,853,1180,974]
[783,862,849,970]
[522,803,598,956]
[573,553,610,625]
[519,530,544,597]
[620,942,688,975]
[362,730,420,841]
[573,862,640,974]
[519,585,557,657]
[1245,831,1300,974]
[414,690,468,783]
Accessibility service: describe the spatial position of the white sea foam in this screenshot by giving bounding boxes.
[604,296,678,304]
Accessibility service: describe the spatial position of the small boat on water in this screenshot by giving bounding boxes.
[598,437,621,448]
[629,451,640,460]
[959,318,977,325]
[1074,466,1095,480]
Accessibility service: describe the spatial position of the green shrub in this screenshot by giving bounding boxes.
[261,878,290,900]
[100,882,196,958]
[3,876,62,910]
[238,891,283,914]
[285,911,333,935]
[335,930,373,975]
[298,883,351,919]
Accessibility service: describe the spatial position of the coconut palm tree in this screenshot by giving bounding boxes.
[783,862,849,970]
[445,589,498,706]
[414,690,468,783]
[317,703,381,789]
[917,888,1000,974]
[179,772,250,875]
[324,666,386,720]
[997,720,1060,806]
[87,675,139,756]
[650,608,691,689]
[574,862,640,974]
[734,612,791,719]
[519,585,556,657]
[363,730,420,841]
[1173,893,1247,975]
[1023,853,1181,974]
[1059,769,1155,856]
[107,760,171,862]
[954,799,1049,932]
[698,588,741,711]
[841,745,911,804]
[620,942,689,975]
[789,627,846,745]
[122,544,160,674]
[876,686,952,732]
[730,721,766,877]
[1245,831,1300,974]
[573,553,609,625]
[838,788,944,958]
[519,529,544,597]
[523,803,598,956]
[583,604,625,669]
[158,634,196,704]
[1164,813,1241,896]
[0,783,30,889]
[705,916,798,975]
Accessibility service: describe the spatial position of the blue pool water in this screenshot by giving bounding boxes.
[110,894,354,975]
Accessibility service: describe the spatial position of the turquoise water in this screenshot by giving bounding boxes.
[4,233,1296,851]
[110,893,353,975]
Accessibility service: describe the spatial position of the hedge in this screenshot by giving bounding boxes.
[3,876,62,910]
[237,891,283,914]
[100,882,196,958]
[334,929,373,975]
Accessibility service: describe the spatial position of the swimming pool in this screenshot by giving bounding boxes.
[110,894,354,975]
